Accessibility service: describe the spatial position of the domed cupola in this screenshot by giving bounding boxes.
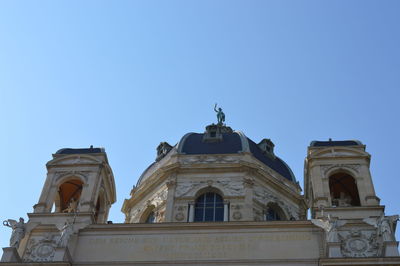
[177,124,296,183]
[122,109,307,224]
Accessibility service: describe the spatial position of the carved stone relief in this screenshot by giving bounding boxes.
[175,179,244,198]
[180,155,240,165]
[175,182,202,197]
[130,189,168,222]
[129,208,141,223]
[231,204,243,221]
[53,157,99,165]
[150,189,168,207]
[174,206,187,222]
[23,234,57,262]
[253,185,299,220]
[320,164,360,175]
[340,230,380,257]
[53,171,90,183]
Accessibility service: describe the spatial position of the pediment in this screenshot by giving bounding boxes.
[47,154,102,166]
[310,147,368,158]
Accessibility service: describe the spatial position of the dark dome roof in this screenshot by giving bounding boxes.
[180,133,242,154]
[178,131,296,182]
[310,140,362,147]
[56,147,104,154]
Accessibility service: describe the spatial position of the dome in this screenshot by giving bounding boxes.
[177,129,296,182]
[136,125,296,186]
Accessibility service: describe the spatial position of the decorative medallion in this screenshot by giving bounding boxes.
[232,211,242,220]
[24,234,57,262]
[340,230,380,257]
[175,212,185,221]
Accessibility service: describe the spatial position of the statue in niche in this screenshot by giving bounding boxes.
[214,103,225,125]
[311,214,347,242]
[63,198,78,213]
[331,192,352,207]
[364,214,399,242]
[57,220,74,248]
[3,217,26,248]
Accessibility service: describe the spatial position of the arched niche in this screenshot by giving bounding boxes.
[140,205,156,223]
[329,172,360,207]
[265,202,286,221]
[55,178,84,213]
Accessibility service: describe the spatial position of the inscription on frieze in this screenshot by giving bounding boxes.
[77,232,317,261]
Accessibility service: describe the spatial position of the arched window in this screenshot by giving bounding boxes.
[329,173,360,207]
[145,211,156,223]
[265,203,285,221]
[266,208,281,221]
[194,192,224,222]
[57,179,83,213]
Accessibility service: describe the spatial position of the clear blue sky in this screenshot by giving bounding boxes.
[1,1,399,253]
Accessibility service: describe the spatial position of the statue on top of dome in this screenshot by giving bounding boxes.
[214,103,225,125]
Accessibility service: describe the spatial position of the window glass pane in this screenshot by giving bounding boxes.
[205,193,214,202]
[266,208,281,221]
[194,208,204,222]
[215,194,223,203]
[194,192,225,222]
[215,202,224,208]
[205,202,215,207]
[215,207,224,221]
[204,208,214,221]
[195,202,205,207]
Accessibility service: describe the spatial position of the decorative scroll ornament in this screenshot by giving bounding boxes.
[340,230,379,257]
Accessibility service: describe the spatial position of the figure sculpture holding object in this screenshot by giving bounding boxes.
[3,217,26,248]
[214,103,225,125]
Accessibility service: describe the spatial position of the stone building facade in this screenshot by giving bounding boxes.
[1,123,399,265]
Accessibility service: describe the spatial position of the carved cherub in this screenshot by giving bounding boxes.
[363,214,399,242]
[311,215,347,242]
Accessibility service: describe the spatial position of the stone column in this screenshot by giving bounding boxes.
[243,176,255,221]
[164,179,177,222]
[188,202,195,222]
[223,202,229,222]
